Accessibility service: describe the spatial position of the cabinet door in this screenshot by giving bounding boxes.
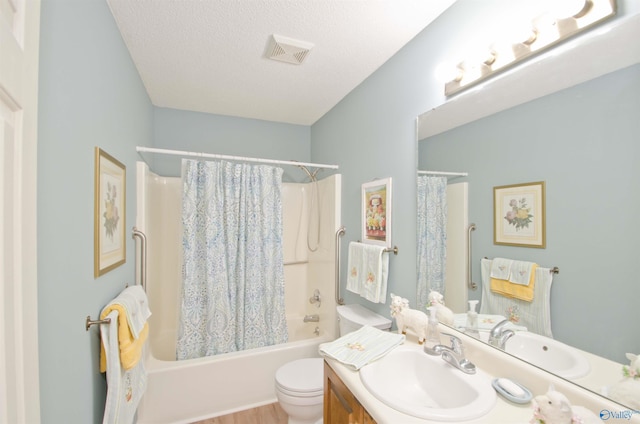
[324,361,377,424]
[363,409,376,424]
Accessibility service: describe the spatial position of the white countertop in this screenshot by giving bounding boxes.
[325,326,640,424]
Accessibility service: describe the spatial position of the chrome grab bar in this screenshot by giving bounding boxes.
[132,227,147,292]
[335,226,346,305]
[467,224,477,290]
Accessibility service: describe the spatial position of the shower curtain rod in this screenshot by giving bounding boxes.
[418,170,468,177]
[136,146,339,170]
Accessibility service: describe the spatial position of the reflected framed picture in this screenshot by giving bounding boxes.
[361,177,392,248]
[494,181,545,248]
[94,147,126,277]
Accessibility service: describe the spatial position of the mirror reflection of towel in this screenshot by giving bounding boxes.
[490,263,538,302]
[490,258,512,280]
[509,260,536,286]
[481,258,554,338]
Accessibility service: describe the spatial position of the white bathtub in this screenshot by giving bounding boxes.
[136,318,331,424]
[135,164,340,423]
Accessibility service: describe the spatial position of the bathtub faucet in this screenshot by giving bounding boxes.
[309,289,321,308]
[304,314,320,323]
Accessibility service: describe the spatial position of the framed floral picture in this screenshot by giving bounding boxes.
[94,147,126,277]
[494,181,545,248]
[362,178,392,248]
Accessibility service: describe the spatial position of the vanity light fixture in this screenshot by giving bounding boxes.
[443,0,616,96]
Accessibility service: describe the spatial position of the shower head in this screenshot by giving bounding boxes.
[293,162,322,182]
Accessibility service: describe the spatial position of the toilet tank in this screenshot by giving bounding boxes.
[336,304,392,336]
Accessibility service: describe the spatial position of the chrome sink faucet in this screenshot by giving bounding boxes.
[488,319,515,349]
[425,333,476,374]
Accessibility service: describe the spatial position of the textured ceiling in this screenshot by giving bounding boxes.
[106,0,456,125]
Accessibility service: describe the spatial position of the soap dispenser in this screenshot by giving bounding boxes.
[425,306,441,353]
[466,300,480,338]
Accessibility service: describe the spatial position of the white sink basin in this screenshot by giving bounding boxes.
[359,345,497,421]
[504,332,590,379]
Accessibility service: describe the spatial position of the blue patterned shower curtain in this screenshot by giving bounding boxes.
[177,159,288,360]
[416,176,448,311]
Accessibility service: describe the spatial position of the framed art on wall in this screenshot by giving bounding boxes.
[362,177,392,248]
[94,147,126,277]
[494,181,545,248]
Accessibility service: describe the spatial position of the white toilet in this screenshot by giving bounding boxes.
[274,304,391,424]
[336,304,392,335]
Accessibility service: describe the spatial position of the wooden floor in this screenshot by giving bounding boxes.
[192,402,288,424]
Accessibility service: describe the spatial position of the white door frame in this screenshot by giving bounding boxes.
[0,0,41,422]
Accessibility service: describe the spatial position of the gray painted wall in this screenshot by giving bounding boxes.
[38,0,153,422]
[37,1,309,423]
[419,64,640,363]
[151,107,311,181]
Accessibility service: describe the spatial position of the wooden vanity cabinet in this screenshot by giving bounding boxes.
[324,361,377,424]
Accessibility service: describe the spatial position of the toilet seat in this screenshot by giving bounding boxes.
[275,358,323,397]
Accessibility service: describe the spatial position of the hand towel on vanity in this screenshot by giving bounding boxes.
[101,310,147,424]
[319,325,405,370]
[346,242,389,303]
[100,286,151,372]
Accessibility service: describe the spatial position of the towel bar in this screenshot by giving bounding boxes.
[86,315,111,331]
[356,240,399,255]
[385,246,399,255]
[483,257,559,274]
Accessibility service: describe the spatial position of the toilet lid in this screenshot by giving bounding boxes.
[275,358,323,394]
[337,304,392,329]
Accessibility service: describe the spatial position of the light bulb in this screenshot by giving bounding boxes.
[503,19,538,45]
[550,0,589,19]
[435,62,463,84]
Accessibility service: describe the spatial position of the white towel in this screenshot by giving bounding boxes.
[110,285,152,339]
[346,242,363,295]
[508,260,536,286]
[319,325,405,370]
[346,242,389,304]
[490,257,512,280]
[101,310,147,424]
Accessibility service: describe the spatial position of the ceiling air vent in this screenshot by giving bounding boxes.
[266,34,314,65]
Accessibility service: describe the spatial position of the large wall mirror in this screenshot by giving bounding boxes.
[417,13,639,409]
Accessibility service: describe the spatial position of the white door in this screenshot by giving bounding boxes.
[0,0,41,422]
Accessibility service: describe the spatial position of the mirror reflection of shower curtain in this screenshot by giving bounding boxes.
[417,176,447,310]
[177,159,288,360]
